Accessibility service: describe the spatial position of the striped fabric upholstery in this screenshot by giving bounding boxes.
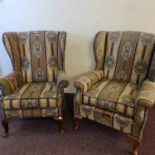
[3,31,66,83]
[136,80,155,107]
[0,71,23,94]
[94,31,155,84]
[83,79,138,117]
[74,70,104,92]
[1,82,61,118]
[80,105,134,134]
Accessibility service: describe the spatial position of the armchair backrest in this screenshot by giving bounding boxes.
[3,31,66,83]
[94,31,155,84]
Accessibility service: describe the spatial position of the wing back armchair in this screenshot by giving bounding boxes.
[0,31,69,136]
[74,31,155,155]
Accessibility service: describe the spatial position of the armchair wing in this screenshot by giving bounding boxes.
[0,71,23,96]
[136,80,155,108]
[74,70,104,93]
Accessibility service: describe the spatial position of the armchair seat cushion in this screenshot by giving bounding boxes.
[1,82,62,110]
[83,79,138,117]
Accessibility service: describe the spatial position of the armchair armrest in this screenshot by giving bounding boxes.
[57,71,69,90]
[74,70,104,93]
[136,80,155,108]
[0,71,23,96]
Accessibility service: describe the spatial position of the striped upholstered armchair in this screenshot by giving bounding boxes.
[0,31,69,136]
[74,31,155,155]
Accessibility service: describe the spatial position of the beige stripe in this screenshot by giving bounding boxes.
[6,33,21,71]
[10,73,18,89]
[39,82,57,108]
[117,83,137,106]
[40,82,53,97]
[91,70,104,79]
[3,77,15,91]
[14,72,20,88]
[3,83,31,109]
[76,71,103,92]
[84,79,110,105]
[95,32,107,69]
[84,79,110,98]
[116,83,137,116]
[98,80,127,102]
[22,83,45,98]
[4,83,31,100]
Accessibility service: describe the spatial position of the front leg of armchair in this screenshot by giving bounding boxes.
[55,111,65,134]
[53,112,64,134]
[128,135,141,155]
[57,71,69,106]
[56,71,69,134]
[127,80,155,154]
[73,70,104,129]
[0,71,23,137]
[0,87,10,137]
[53,111,64,134]
[2,118,9,137]
[56,86,66,134]
[128,103,148,155]
[73,117,80,130]
[73,89,83,130]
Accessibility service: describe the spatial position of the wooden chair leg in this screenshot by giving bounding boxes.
[73,117,80,130]
[132,139,140,155]
[2,119,9,137]
[128,135,140,155]
[58,119,64,134]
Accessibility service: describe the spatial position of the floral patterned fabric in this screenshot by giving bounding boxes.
[3,31,66,83]
[3,108,61,119]
[79,105,134,134]
[94,31,155,85]
[1,82,62,118]
[83,79,138,117]
[74,31,155,140]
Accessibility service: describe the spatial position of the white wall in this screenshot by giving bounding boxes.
[0,0,155,92]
